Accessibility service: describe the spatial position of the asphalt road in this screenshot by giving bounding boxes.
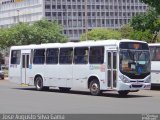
[0,79,160,114]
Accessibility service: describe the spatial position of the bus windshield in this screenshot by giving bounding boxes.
[119,49,150,79]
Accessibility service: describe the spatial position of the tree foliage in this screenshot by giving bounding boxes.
[0,20,67,48]
[140,0,160,14]
[130,30,153,42]
[130,9,160,43]
[118,24,153,42]
[0,52,4,64]
[119,24,134,39]
[80,28,121,41]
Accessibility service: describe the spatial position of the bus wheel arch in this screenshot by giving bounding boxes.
[88,76,102,96]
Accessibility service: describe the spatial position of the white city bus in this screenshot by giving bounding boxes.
[149,43,160,86]
[9,40,151,96]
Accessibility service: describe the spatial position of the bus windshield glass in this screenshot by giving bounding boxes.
[119,42,150,79]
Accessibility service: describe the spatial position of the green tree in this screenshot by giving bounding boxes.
[119,24,133,39]
[130,9,160,43]
[0,52,4,64]
[130,30,153,42]
[80,28,121,41]
[32,20,67,43]
[140,0,160,14]
[119,24,153,42]
[0,20,67,48]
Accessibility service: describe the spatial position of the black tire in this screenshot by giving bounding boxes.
[35,76,49,91]
[89,79,102,96]
[59,87,71,92]
[118,90,129,97]
[43,86,50,91]
[1,77,4,80]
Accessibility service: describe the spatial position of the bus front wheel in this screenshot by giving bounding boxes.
[89,79,102,96]
[118,90,129,97]
[35,76,49,91]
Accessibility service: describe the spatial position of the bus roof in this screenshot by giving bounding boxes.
[10,39,147,50]
[148,43,160,46]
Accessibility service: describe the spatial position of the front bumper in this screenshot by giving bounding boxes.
[117,81,151,91]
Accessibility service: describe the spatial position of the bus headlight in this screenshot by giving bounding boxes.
[145,76,151,83]
[119,75,130,83]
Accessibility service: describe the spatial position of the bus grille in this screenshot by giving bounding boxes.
[132,85,143,88]
[130,81,144,83]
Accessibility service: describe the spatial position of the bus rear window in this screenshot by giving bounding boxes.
[120,42,149,50]
[11,50,21,64]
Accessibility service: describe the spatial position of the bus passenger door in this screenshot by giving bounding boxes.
[21,53,30,85]
[107,51,117,89]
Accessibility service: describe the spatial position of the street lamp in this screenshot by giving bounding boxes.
[85,0,88,41]
[17,9,20,23]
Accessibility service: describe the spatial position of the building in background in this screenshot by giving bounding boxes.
[0,0,148,41]
[0,0,44,27]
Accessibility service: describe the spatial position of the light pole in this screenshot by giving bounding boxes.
[85,0,88,41]
[17,9,20,23]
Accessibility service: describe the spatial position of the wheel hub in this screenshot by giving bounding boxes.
[91,83,98,92]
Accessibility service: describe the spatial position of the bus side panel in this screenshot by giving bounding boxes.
[151,61,160,84]
[44,65,59,87]
[9,49,22,84]
[72,65,89,90]
[27,64,34,86]
[89,64,107,90]
[9,65,21,84]
[30,65,45,86]
[58,65,72,87]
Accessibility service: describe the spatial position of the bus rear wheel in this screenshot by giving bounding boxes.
[89,79,101,96]
[35,76,49,91]
[118,90,129,97]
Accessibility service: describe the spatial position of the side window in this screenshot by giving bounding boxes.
[30,49,34,64]
[74,47,89,64]
[107,52,111,69]
[89,46,104,64]
[11,50,21,64]
[46,48,59,64]
[59,48,73,64]
[113,52,117,69]
[33,49,45,64]
[149,46,156,61]
[155,47,160,61]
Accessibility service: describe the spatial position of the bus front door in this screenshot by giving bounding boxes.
[21,53,30,85]
[107,51,117,89]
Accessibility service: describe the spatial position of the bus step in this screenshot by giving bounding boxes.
[21,84,29,87]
